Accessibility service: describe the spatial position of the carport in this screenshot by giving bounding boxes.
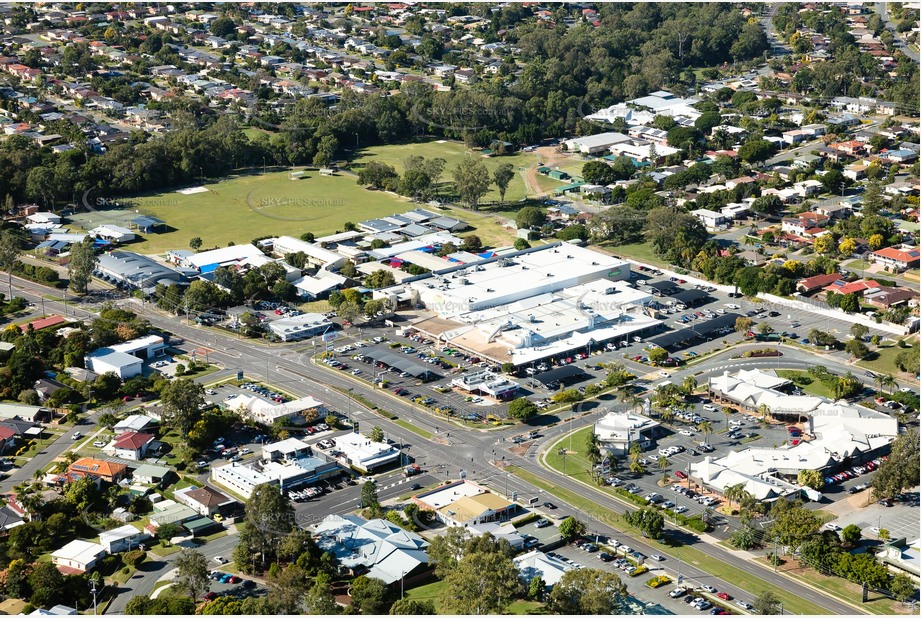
[671,289,711,307]
[533,365,588,387]
[693,313,741,338]
[362,349,434,378]
[649,329,701,352]
[647,281,678,296]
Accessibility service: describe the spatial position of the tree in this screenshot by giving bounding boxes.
[68,238,97,295]
[439,548,521,615]
[582,160,617,185]
[515,207,546,229]
[365,269,396,289]
[697,420,713,445]
[340,260,358,278]
[734,316,754,333]
[390,599,435,615]
[189,237,203,250]
[426,527,469,578]
[361,480,380,513]
[797,469,823,490]
[460,234,483,252]
[813,234,837,255]
[889,573,916,604]
[751,195,783,216]
[357,161,399,190]
[753,590,782,615]
[508,398,538,420]
[625,507,665,539]
[586,432,602,467]
[558,516,586,540]
[737,139,777,164]
[453,158,491,210]
[849,323,869,341]
[557,224,587,242]
[28,561,66,608]
[844,339,870,359]
[161,378,206,435]
[493,163,515,206]
[548,568,627,614]
[175,549,209,601]
[648,347,667,365]
[871,428,919,500]
[768,501,821,552]
[369,426,385,443]
[513,238,531,250]
[210,16,236,37]
[236,482,295,571]
[349,575,392,614]
[0,230,21,299]
[841,524,861,547]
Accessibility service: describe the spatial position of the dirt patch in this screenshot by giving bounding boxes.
[509,441,533,456]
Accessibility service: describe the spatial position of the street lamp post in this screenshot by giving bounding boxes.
[347,387,353,425]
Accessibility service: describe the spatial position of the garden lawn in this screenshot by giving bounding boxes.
[856,340,919,376]
[95,170,417,255]
[354,140,537,203]
[603,242,670,267]
[775,370,837,399]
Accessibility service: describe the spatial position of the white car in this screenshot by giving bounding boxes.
[650,554,665,561]
[900,387,914,393]
[823,523,842,532]
[701,585,717,594]
[679,429,695,437]
[724,303,740,310]
[674,505,689,514]
[212,556,228,565]
[71,432,82,440]
[702,404,717,412]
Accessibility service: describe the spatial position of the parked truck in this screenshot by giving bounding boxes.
[403,463,421,477]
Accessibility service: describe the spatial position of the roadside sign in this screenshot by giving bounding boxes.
[322,331,338,343]
[528,497,539,505]
[236,371,244,381]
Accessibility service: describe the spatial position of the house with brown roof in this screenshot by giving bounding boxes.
[67,458,127,483]
[174,486,238,517]
[864,286,919,309]
[103,431,154,461]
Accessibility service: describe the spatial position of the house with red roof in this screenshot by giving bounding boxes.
[870,246,921,271]
[103,432,155,461]
[19,315,66,332]
[796,273,843,294]
[823,279,881,297]
[68,458,128,483]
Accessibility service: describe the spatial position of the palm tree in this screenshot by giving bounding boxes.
[682,376,698,396]
[697,421,713,445]
[586,432,602,467]
[723,406,733,429]
[628,442,644,475]
[659,407,675,424]
[882,374,897,395]
[757,403,771,421]
[724,482,746,510]
[873,373,886,396]
[657,455,670,483]
[629,394,642,414]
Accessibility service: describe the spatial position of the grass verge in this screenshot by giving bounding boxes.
[393,419,433,440]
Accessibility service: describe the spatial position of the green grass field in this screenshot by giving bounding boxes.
[603,242,669,267]
[73,170,416,255]
[354,140,537,203]
[775,370,837,399]
[856,339,919,376]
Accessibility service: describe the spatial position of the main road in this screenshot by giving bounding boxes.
[6,274,867,615]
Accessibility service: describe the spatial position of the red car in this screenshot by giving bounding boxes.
[791,439,801,446]
[716,592,732,601]
[204,592,219,601]
[229,575,241,584]
[675,470,687,479]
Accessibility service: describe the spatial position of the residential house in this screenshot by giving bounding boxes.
[99,524,150,553]
[104,432,154,460]
[51,540,106,573]
[174,486,238,517]
[870,246,920,271]
[67,458,128,483]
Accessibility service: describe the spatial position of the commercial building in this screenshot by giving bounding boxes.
[693,369,900,501]
[377,243,657,367]
[262,437,312,462]
[85,335,166,379]
[271,236,346,270]
[94,251,185,293]
[563,131,631,155]
[267,313,333,341]
[515,550,573,588]
[593,410,661,456]
[224,394,325,426]
[334,432,401,472]
[51,540,106,573]
[182,243,267,271]
[414,480,516,527]
[98,524,150,553]
[90,224,136,243]
[313,514,430,585]
[211,451,340,499]
[451,370,519,399]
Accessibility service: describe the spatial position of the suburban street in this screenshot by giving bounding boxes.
[874,2,920,63]
[2,272,882,615]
